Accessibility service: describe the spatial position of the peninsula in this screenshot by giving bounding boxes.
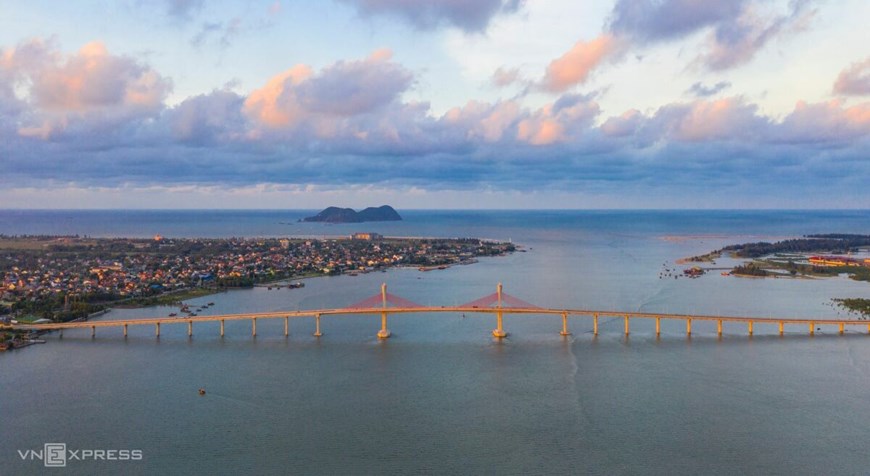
[0,234,514,327]
[301,205,402,223]
[683,234,870,318]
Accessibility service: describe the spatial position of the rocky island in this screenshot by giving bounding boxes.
[302,205,402,223]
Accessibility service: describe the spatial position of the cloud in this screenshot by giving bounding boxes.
[191,19,243,48]
[167,89,247,144]
[604,0,816,72]
[833,57,870,96]
[0,38,171,139]
[686,81,732,97]
[541,34,624,93]
[698,0,816,70]
[491,66,522,88]
[243,49,414,135]
[608,0,747,42]
[3,42,870,207]
[440,100,521,142]
[600,109,642,137]
[337,0,523,33]
[647,97,769,142]
[517,93,600,144]
[776,99,870,143]
[165,0,204,20]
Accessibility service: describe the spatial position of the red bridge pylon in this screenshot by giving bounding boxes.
[343,285,424,310]
[460,285,541,309]
[342,284,424,340]
[460,283,540,339]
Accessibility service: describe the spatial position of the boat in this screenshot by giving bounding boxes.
[198,388,206,396]
[169,313,177,317]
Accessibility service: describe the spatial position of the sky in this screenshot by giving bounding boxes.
[0,0,869,209]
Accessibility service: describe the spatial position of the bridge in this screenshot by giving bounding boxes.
[10,283,870,340]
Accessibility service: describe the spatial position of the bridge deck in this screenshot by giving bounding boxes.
[10,306,870,331]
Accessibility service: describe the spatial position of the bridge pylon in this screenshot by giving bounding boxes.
[377,283,391,339]
[492,283,507,338]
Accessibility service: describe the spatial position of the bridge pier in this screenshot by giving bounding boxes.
[492,310,506,338]
[839,323,845,335]
[748,321,754,336]
[123,324,128,338]
[779,321,784,335]
[155,322,160,337]
[560,312,570,336]
[252,318,257,337]
[593,313,599,336]
[188,320,193,337]
[624,315,630,336]
[655,317,661,336]
[220,319,224,337]
[91,325,95,338]
[284,316,289,337]
[717,319,723,336]
[378,311,391,339]
[686,318,692,336]
[809,322,814,336]
[313,313,322,337]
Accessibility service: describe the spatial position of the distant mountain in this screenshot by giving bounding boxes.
[301,205,402,223]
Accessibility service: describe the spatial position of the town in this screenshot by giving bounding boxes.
[0,234,516,326]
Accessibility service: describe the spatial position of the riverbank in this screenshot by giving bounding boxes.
[1,234,515,322]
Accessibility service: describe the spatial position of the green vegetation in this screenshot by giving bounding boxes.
[720,234,870,258]
[731,263,770,277]
[119,288,218,308]
[684,251,720,263]
[833,298,870,319]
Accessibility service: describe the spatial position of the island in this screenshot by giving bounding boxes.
[301,205,402,223]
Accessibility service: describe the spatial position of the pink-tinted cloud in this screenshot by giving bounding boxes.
[441,100,521,142]
[243,65,313,127]
[833,58,870,96]
[541,34,623,93]
[1,38,171,139]
[640,97,770,143]
[517,94,600,145]
[664,97,766,142]
[244,50,414,137]
[600,109,642,137]
[777,99,870,143]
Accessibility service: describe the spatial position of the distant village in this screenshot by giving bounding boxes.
[0,234,515,324]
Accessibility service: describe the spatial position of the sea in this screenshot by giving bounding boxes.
[2,209,870,475]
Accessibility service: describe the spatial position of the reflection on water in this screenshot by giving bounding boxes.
[3,210,870,474]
